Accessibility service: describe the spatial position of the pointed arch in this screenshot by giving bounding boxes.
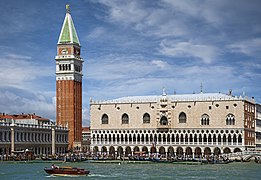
[204,147,211,156]
[133,146,140,153]
[93,146,99,154]
[117,146,123,157]
[201,114,210,125]
[179,112,187,123]
[101,146,107,153]
[168,147,174,156]
[194,134,197,143]
[176,147,183,157]
[160,116,168,125]
[213,147,221,155]
[223,147,231,154]
[109,146,115,156]
[226,114,235,125]
[194,147,202,158]
[122,113,129,124]
[238,134,242,144]
[167,134,170,143]
[101,114,109,124]
[125,146,131,157]
[142,146,148,154]
[151,146,156,154]
[159,146,166,156]
[143,113,150,123]
[234,148,241,153]
[185,147,192,156]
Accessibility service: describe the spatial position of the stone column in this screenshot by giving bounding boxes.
[51,125,56,155]
[10,123,16,155]
[236,135,238,146]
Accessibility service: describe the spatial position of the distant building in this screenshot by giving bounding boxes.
[55,5,83,151]
[256,104,261,150]
[82,127,91,153]
[90,91,256,158]
[0,113,53,125]
[0,113,68,157]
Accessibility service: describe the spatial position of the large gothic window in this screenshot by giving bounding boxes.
[143,113,150,123]
[101,114,109,124]
[122,113,129,124]
[226,114,235,125]
[179,112,187,123]
[160,116,168,125]
[201,114,209,125]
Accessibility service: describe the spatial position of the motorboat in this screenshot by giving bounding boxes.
[44,165,90,176]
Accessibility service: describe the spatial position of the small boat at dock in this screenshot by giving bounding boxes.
[44,164,90,176]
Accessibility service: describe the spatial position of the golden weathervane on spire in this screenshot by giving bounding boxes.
[66,4,70,13]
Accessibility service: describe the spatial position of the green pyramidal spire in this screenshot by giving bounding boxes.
[58,5,80,45]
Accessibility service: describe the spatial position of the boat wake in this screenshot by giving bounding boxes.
[88,173,117,178]
[45,174,81,178]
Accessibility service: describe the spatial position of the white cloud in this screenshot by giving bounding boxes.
[161,0,223,25]
[0,53,53,90]
[0,89,55,120]
[82,107,90,126]
[159,40,219,64]
[85,52,253,102]
[100,0,148,25]
[87,27,106,39]
[227,38,261,56]
[151,60,169,69]
[94,0,188,38]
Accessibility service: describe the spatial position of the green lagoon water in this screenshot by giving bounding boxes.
[0,161,260,179]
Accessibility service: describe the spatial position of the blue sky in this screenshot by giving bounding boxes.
[0,0,260,126]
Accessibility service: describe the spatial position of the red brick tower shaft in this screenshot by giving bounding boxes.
[55,5,83,150]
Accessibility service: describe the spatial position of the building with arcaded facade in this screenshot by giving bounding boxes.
[90,91,256,158]
[0,113,68,158]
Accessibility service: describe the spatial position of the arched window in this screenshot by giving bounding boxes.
[160,116,168,125]
[179,112,187,123]
[143,113,150,123]
[201,114,209,125]
[101,114,109,124]
[226,114,235,125]
[122,113,129,124]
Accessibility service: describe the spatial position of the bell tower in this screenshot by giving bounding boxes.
[55,5,83,150]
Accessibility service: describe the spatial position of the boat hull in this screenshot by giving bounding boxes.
[44,167,89,176]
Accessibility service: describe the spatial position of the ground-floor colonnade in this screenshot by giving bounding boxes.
[91,128,245,158]
[0,122,69,157]
[92,145,243,159]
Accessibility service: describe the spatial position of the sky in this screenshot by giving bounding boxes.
[0,0,260,126]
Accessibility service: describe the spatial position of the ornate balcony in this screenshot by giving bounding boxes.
[157,120,171,132]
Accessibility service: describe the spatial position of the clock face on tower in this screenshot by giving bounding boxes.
[61,48,68,55]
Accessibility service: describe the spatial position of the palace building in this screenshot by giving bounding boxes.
[90,90,256,158]
[55,5,83,150]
